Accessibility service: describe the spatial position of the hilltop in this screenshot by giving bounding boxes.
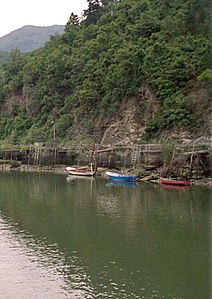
[0,25,65,53]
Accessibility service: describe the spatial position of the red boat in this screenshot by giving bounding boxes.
[160,178,190,186]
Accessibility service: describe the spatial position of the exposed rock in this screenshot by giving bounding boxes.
[139,174,160,181]
[3,94,28,113]
[101,84,159,145]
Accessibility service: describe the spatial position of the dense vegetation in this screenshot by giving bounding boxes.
[0,0,211,145]
[0,51,10,65]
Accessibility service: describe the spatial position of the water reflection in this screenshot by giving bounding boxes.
[0,172,210,299]
[160,184,190,190]
[106,179,137,187]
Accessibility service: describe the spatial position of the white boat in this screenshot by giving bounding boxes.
[66,164,95,176]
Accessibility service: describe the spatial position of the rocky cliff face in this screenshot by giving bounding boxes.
[100,84,159,145]
[99,82,212,145]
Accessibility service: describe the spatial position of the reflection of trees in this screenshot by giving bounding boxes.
[0,172,210,299]
[0,173,209,252]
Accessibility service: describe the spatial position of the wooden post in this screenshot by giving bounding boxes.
[189,145,195,180]
[167,145,175,178]
[93,144,98,173]
[196,154,199,179]
[28,144,31,166]
[124,147,129,169]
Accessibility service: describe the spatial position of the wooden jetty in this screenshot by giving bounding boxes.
[0,142,210,175]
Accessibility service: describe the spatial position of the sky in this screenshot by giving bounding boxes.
[0,0,88,38]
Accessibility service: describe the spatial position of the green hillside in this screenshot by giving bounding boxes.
[0,51,10,65]
[0,0,211,146]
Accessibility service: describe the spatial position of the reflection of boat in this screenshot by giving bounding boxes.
[66,165,95,176]
[107,180,137,187]
[66,175,95,182]
[106,171,137,182]
[160,177,190,186]
[160,184,190,190]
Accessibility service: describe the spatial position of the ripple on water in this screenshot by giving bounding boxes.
[0,217,95,299]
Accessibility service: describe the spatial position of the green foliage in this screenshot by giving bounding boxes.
[23,124,47,144]
[0,111,33,144]
[0,51,10,65]
[55,115,73,138]
[197,69,212,82]
[0,0,211,144]
[161,142,175,165]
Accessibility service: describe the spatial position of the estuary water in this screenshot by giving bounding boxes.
[0,172,210,299]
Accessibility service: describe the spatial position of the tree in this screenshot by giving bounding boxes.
[66,12,79,27]
[83,0,102,25]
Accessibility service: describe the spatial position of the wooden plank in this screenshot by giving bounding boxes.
[183,150,209,156]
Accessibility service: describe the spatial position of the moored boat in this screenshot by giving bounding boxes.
[105,171,137,182]
[160,177,190,186]
[66,165,95,176]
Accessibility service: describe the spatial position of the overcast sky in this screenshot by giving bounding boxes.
[0,0,88,38]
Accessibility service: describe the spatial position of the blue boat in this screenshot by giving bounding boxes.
[105,171,137,182]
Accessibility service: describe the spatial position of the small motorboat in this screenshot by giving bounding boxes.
[160,177,190,186]
[105,171,137,182]
[66,165,95,176]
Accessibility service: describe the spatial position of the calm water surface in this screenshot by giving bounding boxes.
[0,172,210,299]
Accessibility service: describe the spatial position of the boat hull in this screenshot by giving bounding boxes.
[106,171,137,182]
[66,167,95,176]
[160,178,190,186]
[68,170,95,176]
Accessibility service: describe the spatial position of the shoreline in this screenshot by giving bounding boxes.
[0,163,211,187]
